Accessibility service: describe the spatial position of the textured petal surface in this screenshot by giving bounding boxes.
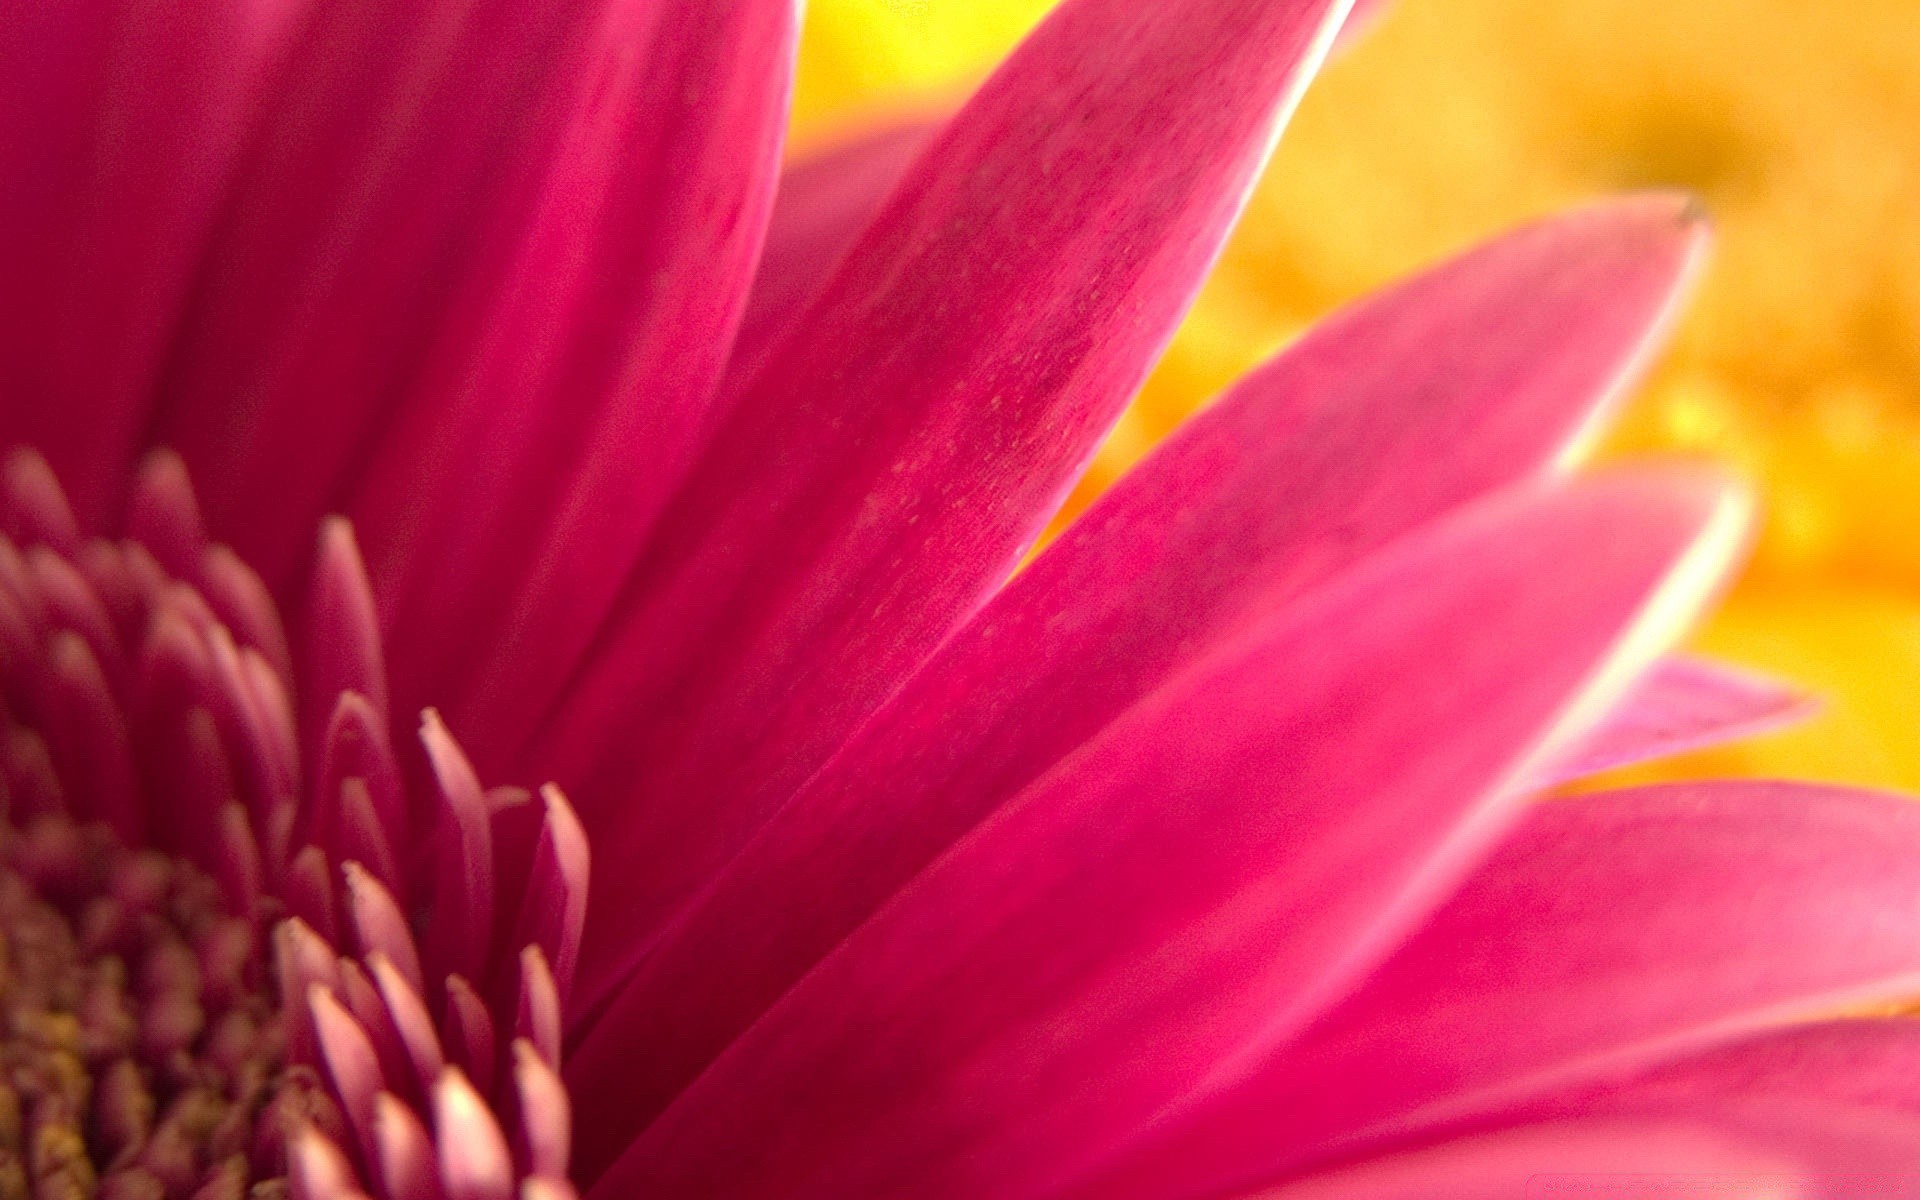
[1538,655,1814,786]
[1599,1019,1920,1113]
[1334,0,1394,46]
[588,470,1747,1199]
[1090,781,1920,1198]
[1263,1120,1797,1200]
[1498,1019,1920,1186]
[359,0,799,727]
[154,0,795,617]
[153,0,589,583]
[566,196,1711,1137]
[530,0,1356,1001]
[0,0,303,524]
[729,119,936,375]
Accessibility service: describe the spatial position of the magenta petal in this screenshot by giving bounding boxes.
[1,451,83,556]
[312,985,386,1164]
[1536,655,1813,786]
[303,520,388,759]
[153,0,595,584]
[565,196,1712,1141]
[1607,1019,1920,1113]
[513,1041,572,1180]
[532,0,1383,1000]
[513,787,589,1002]
[373,1095,440,1200]
[158,0,794,611]
[289,1129,363,1200]
[727,120,938,377]
[1334,0,1394,48]
[586,471,1746,1199]
[434,1069,514,1200]
[1498,1019,1920,1183]
[0,0,303,527]
[355,0,800,731]
[1265,1120,1794,1200]
[1093,781,1920,1198]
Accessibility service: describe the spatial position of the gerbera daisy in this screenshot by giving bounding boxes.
[5,0,1920,1196]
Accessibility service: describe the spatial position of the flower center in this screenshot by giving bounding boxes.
[0,813,337,1199]
[0,448,586,1200]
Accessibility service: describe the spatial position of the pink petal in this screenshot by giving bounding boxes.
[143,0,603,582]
[728,120,938,376]
[0,0,303,526]
[516,946,564,1069]
[1499,1019,1920,1183]
[1,450,83,555]
[513,1040,572,1180]
[336,779,402,892]
[420,711,494,983]
[201,544,294,684]
[276,918,343,1066]
[315,692,407,888]
[567,195,1711,1113]
[312,984,386,1164]
[442,976,497,1100]
[369,953,448,1100]
[1334,0,1394,49]
[302,521,388,756]
[1536,655,1814,786]
[1264,1120,1797,1200]
[290,1128,366,1200]
[1606,1019,1920,1112]
[213,803,265,922]
[125,450,208,581]
[285,845,339,944]
[1091,781,1920,1197]
[354,0,801,738]
[587,470,1747,1198]
[512,786,589,1002]
[0,729,63,824]
[434,1069,514,1200]
[40,631,139,839]
[374,1093,444,1200]
[338,958,412,1104]
[344,862,425,995]
[534,0,1364,1004]
[25,546,123,685]
[236,647,301,805]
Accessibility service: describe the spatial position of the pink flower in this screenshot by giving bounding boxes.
[1,0,1913,1196]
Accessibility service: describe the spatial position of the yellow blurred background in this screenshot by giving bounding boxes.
[789,0,1920,792]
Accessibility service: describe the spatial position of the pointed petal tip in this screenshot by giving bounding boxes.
[434,1065,515,1197]
[1586,461,1754,548]
[1621,188,1711,230]
[1503,465,1754,789]
[1678,192,1712,230]
[1621,190,1714,278]
[1650,458,1758,592]
[1592,190,1715,292]
[1528,193,1713,295]
[136,444,190,476]
[1569,189,1709,231]
[318,513,362,560]
[3,446,53,477]
[1538,654,1820,788]
[289,1126,358,1200]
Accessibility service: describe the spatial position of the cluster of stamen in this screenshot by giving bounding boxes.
[0,450,586,1200]
[0,814,343,1199]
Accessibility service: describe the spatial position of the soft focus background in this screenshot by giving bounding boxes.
[790,0,1920,791]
